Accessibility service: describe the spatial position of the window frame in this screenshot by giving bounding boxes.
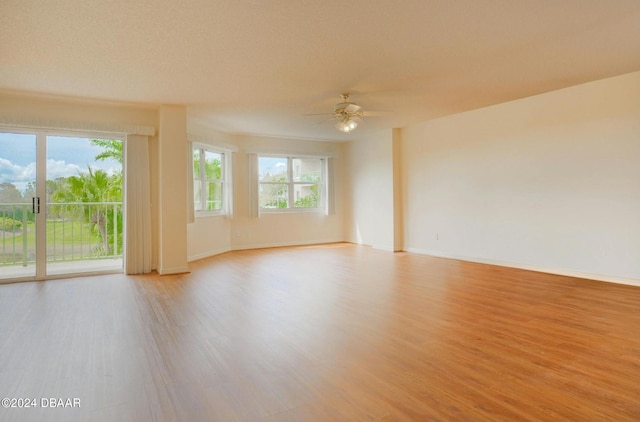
[193,144,226,217]
[258,155,325,213]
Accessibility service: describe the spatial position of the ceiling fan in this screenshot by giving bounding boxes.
[308,93,385,133]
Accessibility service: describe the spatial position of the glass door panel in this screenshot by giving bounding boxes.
[0,132,37,279]
[45,136,123,276]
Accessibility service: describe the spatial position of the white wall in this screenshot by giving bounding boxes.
[0,91,158,129]
[187,216,232,260]
[157,106,188,274]
[402,71,640,281]
[344,129,396,251]
[392,128,403,252]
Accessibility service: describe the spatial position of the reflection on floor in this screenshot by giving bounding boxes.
[0,258,122,280]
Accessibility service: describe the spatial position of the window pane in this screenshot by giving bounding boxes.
[204,151,222,180]
[205,182,223,211]
[194,180,202,211]
[193,149,201,177]
[259,184,288,209]
[293,183,319,208]
[292,158,321,182]
[259,157,288,182]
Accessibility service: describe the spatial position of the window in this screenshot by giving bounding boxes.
[193,146,225,214]
[258,156,323,210]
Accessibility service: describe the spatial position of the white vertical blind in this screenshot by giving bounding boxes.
[124,134,152,274]
[325,157,335,215]
[225,152,234,218]
[186,141,195,223]
[247,153,259,218]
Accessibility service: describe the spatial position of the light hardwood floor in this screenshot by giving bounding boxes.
[1,243,639,421]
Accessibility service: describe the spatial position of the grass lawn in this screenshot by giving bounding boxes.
[1,220,106,265]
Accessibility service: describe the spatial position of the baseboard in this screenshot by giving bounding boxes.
[406,248,640,288]
[188,247,232,262]
[232,238,344,251]
[158,265,190,275]
[372,244,397,252]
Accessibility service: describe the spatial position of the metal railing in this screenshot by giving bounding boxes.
[0,202,123,267]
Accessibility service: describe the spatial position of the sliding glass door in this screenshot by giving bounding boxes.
[0,132,38,279]
[0,131,123,281]
[45,135,123,276]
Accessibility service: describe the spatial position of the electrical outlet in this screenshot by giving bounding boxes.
[436,233,439,240]
[234,231,240,238]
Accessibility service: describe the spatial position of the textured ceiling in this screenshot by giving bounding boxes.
[1,0,640,140]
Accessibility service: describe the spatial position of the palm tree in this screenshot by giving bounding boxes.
[52,167,122,255]
[91,139,123,164]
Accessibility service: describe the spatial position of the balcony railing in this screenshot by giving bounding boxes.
[0,202,123,268]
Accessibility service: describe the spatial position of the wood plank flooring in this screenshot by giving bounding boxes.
[1,243,639,421]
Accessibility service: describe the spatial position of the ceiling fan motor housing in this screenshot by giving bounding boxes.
[334,102,350,116]
[334,101,363,118]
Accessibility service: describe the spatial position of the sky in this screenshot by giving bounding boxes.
[258,156,287,179]
[0,133,121,193]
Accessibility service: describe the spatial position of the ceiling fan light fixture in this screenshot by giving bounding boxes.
[336,117,358,133]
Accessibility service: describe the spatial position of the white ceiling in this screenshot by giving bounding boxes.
[1,0,640,141]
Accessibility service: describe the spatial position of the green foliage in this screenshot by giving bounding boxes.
[193,151,200,175]
[52,167,122,256]
[53,167,121,203]
[91,139,123,164]
[298,173,321,183]
[0,206,35,224]
[262,181,288,208]
[194,149,224,210]
[205,182,223,211]
[0,217,22,232]
[94,204,123,256]
[294,184,320,208]
[194,153,222,179]
[265,198,288,208]
[0,139,125,264]
[206,158,221,179]
[0,220,105,266]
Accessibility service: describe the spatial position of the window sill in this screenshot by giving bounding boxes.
[259,208,323,215]
[195,211,228,218]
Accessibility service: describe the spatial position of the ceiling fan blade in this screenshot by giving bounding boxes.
[345,103,362,113]
[361,110,391,117]
[303,113,336,116]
